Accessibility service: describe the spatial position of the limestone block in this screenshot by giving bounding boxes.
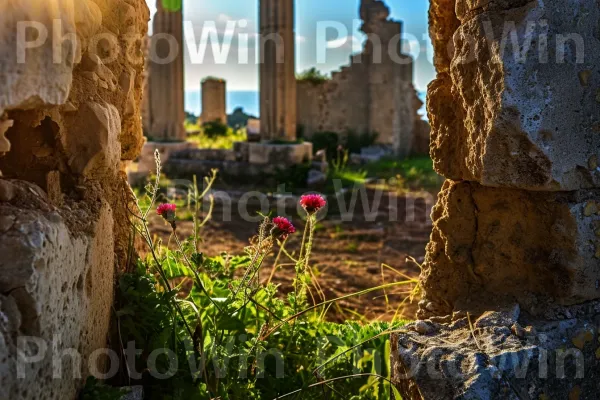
[248,142,313,166]
[0,194,115,400]
[420,180,600,318]
[62,102,121,177]
[0,0,80,114]
[392,305,600,399]
[430,0,600,190]
[136,141,194,175]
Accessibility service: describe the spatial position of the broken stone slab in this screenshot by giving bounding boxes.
[247,142,313,166]
[429,0,600,190]
[391,306,600,399]
[419,180,600,318]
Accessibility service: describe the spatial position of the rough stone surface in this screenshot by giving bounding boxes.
[393,0,600,397]
[0,0,149,398]
[0,187,115,400]
[429,0,600,190]
[419,180,600,318]
[0,0,79,115]
[392,307,600,400]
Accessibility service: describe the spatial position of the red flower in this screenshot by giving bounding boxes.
[300,194,326,214]
[272,216,296,240]
[157,203,177,222]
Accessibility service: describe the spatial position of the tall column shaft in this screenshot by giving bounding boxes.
[147,0,185,141]
[259,0,296,141]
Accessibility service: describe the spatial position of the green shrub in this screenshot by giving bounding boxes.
[297,67,330,84]
[202,120,229,138]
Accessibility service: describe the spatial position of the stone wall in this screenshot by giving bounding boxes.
[200,78,227,124]
[391,0,600,398]
[296,0,428,156]
[0,0,148,398]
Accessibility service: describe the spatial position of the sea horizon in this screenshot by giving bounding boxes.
[185,90,428,119]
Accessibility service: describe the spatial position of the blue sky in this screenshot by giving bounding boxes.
[146,0,434,92]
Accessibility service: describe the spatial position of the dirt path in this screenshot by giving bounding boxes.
[148,189,436,322]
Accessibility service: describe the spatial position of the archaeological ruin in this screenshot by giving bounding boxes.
[297,0,429,156]
[0,0,149,398]
[1,0,598,398]
[391,0,600,398]
[144,0,185,141]
[200,78,227,125]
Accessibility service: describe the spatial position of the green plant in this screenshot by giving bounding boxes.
[202,120,229,138]
[80,377,129,400]
[297,67,330,84]
[105,152,415,399]
[187,128,246,149]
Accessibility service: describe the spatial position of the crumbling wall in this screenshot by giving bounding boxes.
[0,0,149,398]
[392,0,600,398]
[296,0,428,156]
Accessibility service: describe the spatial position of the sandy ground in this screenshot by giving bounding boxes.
[146,188,436,322]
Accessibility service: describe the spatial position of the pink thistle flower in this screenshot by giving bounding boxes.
[157,203,177,222]
[272,216,296,240]
[300,194,326,214]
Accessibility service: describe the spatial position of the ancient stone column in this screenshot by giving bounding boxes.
[201,78,227,124]
[392,0,600,398]
[259,0,297,141]
[146,0,186,141]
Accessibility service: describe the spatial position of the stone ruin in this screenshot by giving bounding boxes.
[0,0,148,398]
[297,0,430,157]
[137,0,314,183]
[200,77,227,125]
[391,0,600,398]
[144,0,185,142]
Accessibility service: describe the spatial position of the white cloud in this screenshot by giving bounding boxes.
[296,35,307,44]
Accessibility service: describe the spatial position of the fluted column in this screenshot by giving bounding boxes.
[259,0,297,141]
[147,0,185,141]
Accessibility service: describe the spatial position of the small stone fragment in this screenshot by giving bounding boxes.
[0,180,15,202]
[414,320,434,335]
[511,323,525,338]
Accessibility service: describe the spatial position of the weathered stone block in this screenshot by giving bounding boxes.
[0,183,115,400]
[248,142,313,166]
[430,0,600,190]
[392,306,600,400]
[62,102,121,178]
[0,0,81,115]
[420,180,600,318]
